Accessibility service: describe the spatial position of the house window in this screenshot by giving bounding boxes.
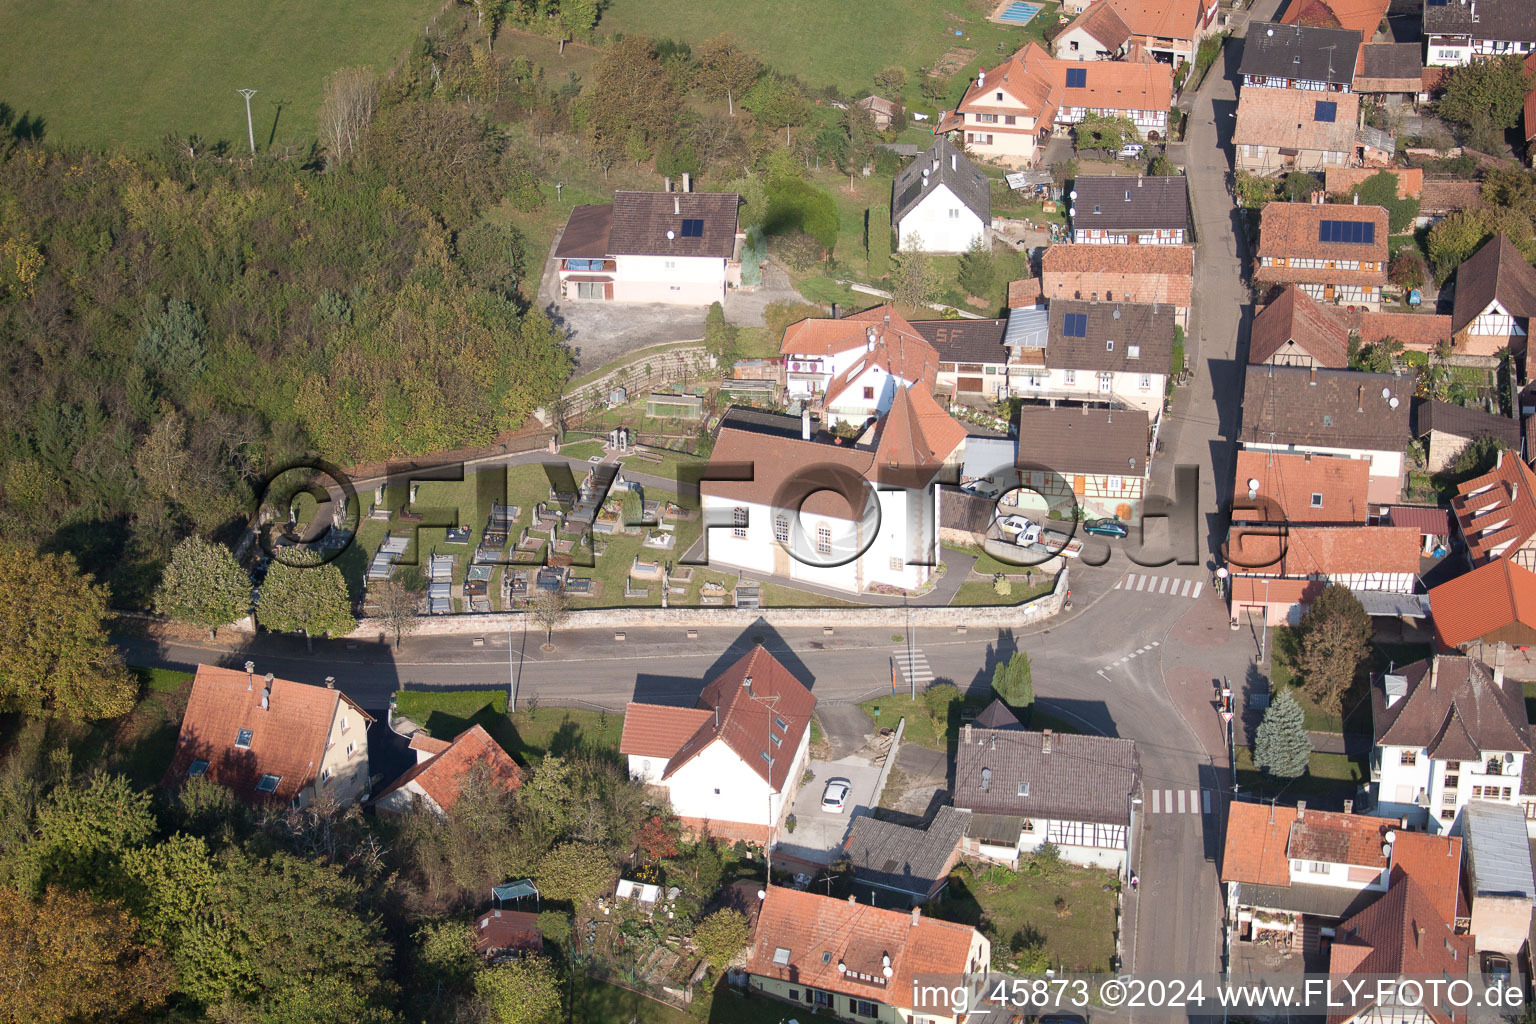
[1400,751,1417,766]
[1064,369,1076,385]
[856,1000,879,1017]
[732,506,748,538]
[321,767,331,783]
[575,281,605,299]
[816,525,832,555]
[1105,339,1115,351]
[1004,115,1016,125]
[1446,761,1461,771]
[1440,808,1456,821]
[863,386,875,400]
[664,260,677,270]
[948,208,960,219]
[890,556,904,571]
[256,774,282,793]
[995,91,1004,101]
[774,716,788,732]
[1487,758,1503,775]
[1017,782,1030,796]
[1309,861,1329,873]
[340,717,349,734]
[770,732,782,747]
[1310,493,1324,508]
[1022,819,1035,832]
[774,515,789,543]
[1127,344,1140,359]
[187,759,209,777]
[1138,374,1151,389]
[235,728,253,749]
[1108,475,1124,491]
[713,787,721,795]
[1473,786,1483,798]
[773,947,792,966]
[346,742,355,758]
[1070,40,1080,50]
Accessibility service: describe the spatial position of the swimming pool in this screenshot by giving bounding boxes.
[998,0,1042,24]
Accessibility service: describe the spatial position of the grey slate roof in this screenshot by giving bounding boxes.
[843,806,970,898]
[893,137,992,226]
[1046,299,1176,374]
[952,726,1140,825]
[1236,880,1386,920]
[1463,801,1536,901]
[911,318,1009,364]
[607,191,741,259]
[1358,43,1422,82]
[1240,364,1413,451]
[1411,398,1521,448]
[1239,22,1361,87]
[1423,0,1536,42]
[1451,234,1536,334]
[1015,405,1151,477]
[1071,174,1190,234]
[973,698,1025,731]
[939,486,1003,534]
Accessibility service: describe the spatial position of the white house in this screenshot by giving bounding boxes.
[1371,655,1533,834]
[893,138,991,253]
[779,305,938,405]
[699,390,966,595]
[618,645,816,844]
[1237,22,1360,93]
[1449,233,1536,357]
[1005,299,1175,417]
[374,724,522,815]
[1069,174,1190,245]
[1052,1,1131,61]
[552,189,743,305]
[1424,0,1536,67]
[953,724,1140,873]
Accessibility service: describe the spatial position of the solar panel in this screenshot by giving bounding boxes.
[1318,219,1375,244]
[680,218,704,237]
[1066,67,1087,88]
[1063,312,1088,337]
[1314,100,1337,123]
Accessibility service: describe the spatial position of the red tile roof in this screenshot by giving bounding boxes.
[1222,803,1402,885]
[1226,525,1421,576]
[1428,557,1536,649]
[1041,244,1194,307]
[1064,0,1132,50]
[1282,0,1389,40]
[375,724,522,812]
[874,383,968,482]
[1233,450,1372,525]
[1249,285,1352,367]
[745,887,982,1012]
[956,41,1173,126]
[1229,576,1326,608]
[1104,0,1208,44]
[474,909,543,957]
[823,328,941,406]
[1348,310,1453,352]
[1256,202,1389,284]
[663,646,817,791]
[167,664,372,806]
[1386,831,1462,925]
[1450,450,1536,564]
[1324,167,1423,199]
[409,733,452,756]
[619,704,715,759]
[703,417,879,519]
[780,305,923,358]
[1236,90,1361,161]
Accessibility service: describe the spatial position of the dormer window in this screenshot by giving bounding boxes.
[1017,782,1030,796]
[1310,493,1324,508]
[235,728,253,749]
[187,759,209,777]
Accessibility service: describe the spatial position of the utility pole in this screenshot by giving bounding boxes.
[237,89,257,155]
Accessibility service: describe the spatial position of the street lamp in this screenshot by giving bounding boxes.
[237,89,257,155]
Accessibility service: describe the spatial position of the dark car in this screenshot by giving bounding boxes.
[1482,952,1512,985]
[1083,518,1129,538]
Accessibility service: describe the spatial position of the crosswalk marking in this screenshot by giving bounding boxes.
[1114,573,1205,600]
[892,649,933,687]
[1148,789,1210,814]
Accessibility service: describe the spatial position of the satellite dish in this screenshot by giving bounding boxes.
[1069,190,1078,200]
[838,962,848,974]
[757,889,767,900]
[666,230,675,240]
[1381,843,1392,858]
[1389,397,1400,409]
[1247,478,1261,492]
[1069,207,1078,218]
[1384,830,1397,844]
[1380,387,1390,399]
[883,966,894,978]
[1266,26,1274,35]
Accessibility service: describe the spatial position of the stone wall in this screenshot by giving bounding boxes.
[564,343,716,421]
[345,566,1069,638]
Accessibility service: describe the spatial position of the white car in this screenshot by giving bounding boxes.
[997,517,1041,545]
[821,778,852,812]
[1118,143,1145,159]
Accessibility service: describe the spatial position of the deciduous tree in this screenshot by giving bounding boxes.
[695,35,763,117]
[891,241,942,310]
[154,535,250,637]
[0,545,136,720]
[319,66,378,170]
[692,908,750,969]
[1253,689,1312,779]
[1295,584,1371,712]
[476,955,563,1024]
[529,589,568,649]
[256,552,357,647]
[534,840,611,905]
[1437,54,1531,150]
[374,578,423,649]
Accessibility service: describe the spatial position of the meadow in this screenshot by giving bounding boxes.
[0,0,432,149]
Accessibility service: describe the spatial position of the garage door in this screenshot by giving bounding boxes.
[958,377,984,393]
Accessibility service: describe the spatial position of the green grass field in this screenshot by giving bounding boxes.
[0,0,431,149]
[393,689,626,762]
[939,859,1118,972]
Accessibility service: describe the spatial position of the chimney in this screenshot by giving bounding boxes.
[1357,384,1364,412]
[1343,799,1354,814]
[1352,192,1359,205]
[962,723,972,745]
[831,302,840,319]
[245,660,256,691]
[674,196,680,216]
[743,675,753,693]
[911,906,922,927]
[324,676,335,689]
[1042,729,1053,754]
[1296,800,1307,819]
[1493,645,1507,687]
[1431,658,1440,690]
[682,172,691,193]
[802,408,812,441]
[1309,366,1317,386]
[1137,174,1143,188]
[848,894,858,905]
[664,175,671,193]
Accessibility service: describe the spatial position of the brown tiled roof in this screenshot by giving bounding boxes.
[1329,873,1471,1024]
[781,305,915,358]
[1356,43,1423,87]
[409,732,452,756]
[167,664,371,806]
[703,411,880,518]
[1222,803,1400,885]
[1249,285,1352,367]
[1235,90,1361,160]
[1281,0,1388,39]
[1233,450,1372,524]
[1071,175,1189,233]
[954,727,1140,825]
[1255,201,1388,282]
[1418,180,1480,218]
[1424,0,1536,48]
[824,328,941,406]
[375,724,522,812]
[619,704,714,759]
[1041,244,1193,307]
[662,646,817,792]
[911,318,1008,364]
[1240,364,1412,451]
[1046,299,1176,373]
[957,44,1060,120]
[873,383,968,480]
[606,191,740,259]
[1324,166,1422,199]
[1451,233,1536,334]
[1008,277,1043,308]
[1373,655,1532,756]
[957,42,1172,124]
[474,909,543,957]
[1281,0,1343,29]
[1450,451,1536,564]
[1344,309,1452,351]
[1427,558,1536,649]
[1065,0,1132,49]
[1229,576,1327,608]
[1387,831,1462,925]
[1015,404,1150,477]
[1413,398,1521,448]
[1381,504,1452,536]
[1226,524,1421,576]
[973,698,1025,731]
[745,887,981,1012]
[553,204,615,259]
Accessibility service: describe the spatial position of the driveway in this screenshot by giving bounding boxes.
[537,228,801,372]
[774,754,883,867]
[815,703,874,760]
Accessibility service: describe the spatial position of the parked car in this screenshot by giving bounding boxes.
[999,517,1042,546]
[820,778,852,812]
[1482,952,1512,985]
[1084,518,1129,538]
[1117,143,1145,160]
